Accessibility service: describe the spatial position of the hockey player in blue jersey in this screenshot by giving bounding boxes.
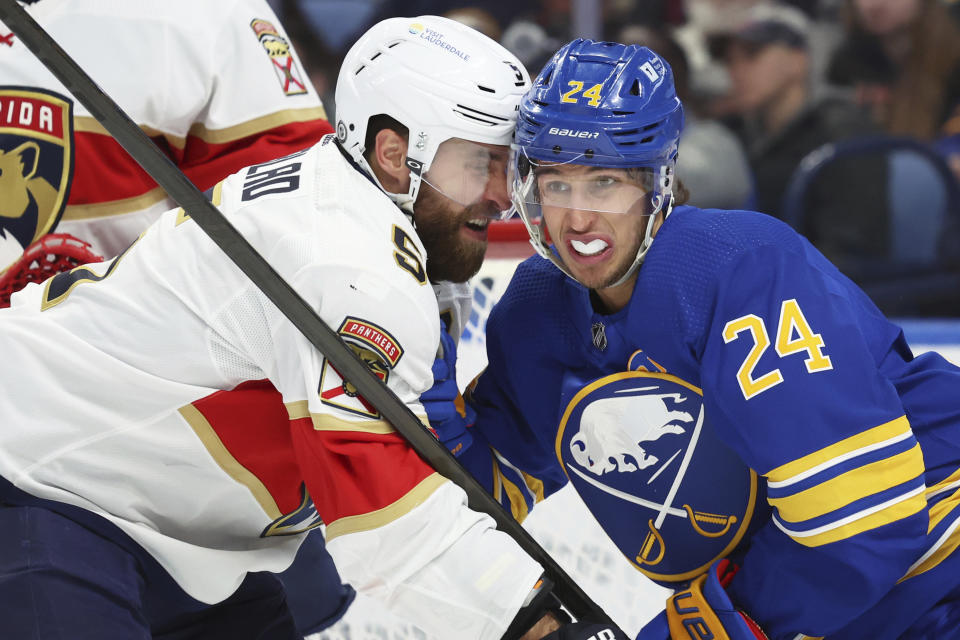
[426,39,960,639]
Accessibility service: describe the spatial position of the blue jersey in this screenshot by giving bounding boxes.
[463,205,960,639]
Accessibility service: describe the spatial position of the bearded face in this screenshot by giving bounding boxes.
[411,140,511,283]
[412,182,495,283]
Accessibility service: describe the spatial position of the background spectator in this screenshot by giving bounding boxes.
[711,3,878,220]
[827,0,960,140]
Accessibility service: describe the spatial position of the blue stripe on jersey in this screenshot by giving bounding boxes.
[773,478,926,547]
[776,473,926,532]
[765,433,919,500]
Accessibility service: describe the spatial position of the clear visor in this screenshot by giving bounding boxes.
[421,138,513,219]
[510,147,669,219]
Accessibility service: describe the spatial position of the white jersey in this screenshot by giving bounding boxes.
[0,0,330,266]
[0,139,541,638]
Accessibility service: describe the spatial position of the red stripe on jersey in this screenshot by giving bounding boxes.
[190,379,304,515]
[69,131,161,204]
[291,420,436,525]
[179,119,334,191]
[67,119,333,205]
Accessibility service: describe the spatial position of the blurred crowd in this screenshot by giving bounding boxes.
[269,0,960,317]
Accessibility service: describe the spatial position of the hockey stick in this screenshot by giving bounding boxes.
[0,0,617,629]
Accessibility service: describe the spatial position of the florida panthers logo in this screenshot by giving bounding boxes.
[250,19,307,96]
[318,317,404,418]
[557,370,758,585]
[0,88,73,271]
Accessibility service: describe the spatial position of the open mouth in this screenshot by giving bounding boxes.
[464,218,490,233]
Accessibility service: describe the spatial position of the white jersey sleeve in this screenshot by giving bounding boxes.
[0,139,542,638]
[0,0,330,263]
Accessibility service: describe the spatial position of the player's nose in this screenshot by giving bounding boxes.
[481,172,511,213]
[565,204,600,232]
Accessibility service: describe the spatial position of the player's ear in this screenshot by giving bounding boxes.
[370,128,410,193]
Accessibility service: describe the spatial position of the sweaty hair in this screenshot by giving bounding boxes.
[673,178,690,205]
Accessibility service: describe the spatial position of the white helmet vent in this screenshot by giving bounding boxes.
[453,104,509,127]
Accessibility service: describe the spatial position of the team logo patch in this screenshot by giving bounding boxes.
[250,19,307,96]
[261,483,323,537]
[0,87,73,271]
[556,370,758,584]
[318,317,404,418]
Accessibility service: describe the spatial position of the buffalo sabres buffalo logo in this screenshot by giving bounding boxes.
[250,19,307,96]
[557,370,758,585]
[0,88,73,271]
[319,317,404,418]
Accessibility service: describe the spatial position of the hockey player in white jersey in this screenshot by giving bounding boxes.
[0,0,332,269]
[0,15,622,640]
[1,1,353,635]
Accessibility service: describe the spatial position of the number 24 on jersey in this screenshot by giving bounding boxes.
[722,299,833,400]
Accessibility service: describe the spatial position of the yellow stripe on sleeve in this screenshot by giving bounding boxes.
[776,487,926,547]
[499,472,530,523]
[521,470,546,505]
[769,444,925,523]
[926,466,960,501]
[491,456,503,504]
[766,416,911,484]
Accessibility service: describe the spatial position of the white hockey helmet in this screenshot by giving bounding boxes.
[335,16,531,214]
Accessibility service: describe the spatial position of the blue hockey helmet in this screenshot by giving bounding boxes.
[511,40,684,284]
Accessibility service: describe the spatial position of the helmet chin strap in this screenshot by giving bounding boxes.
[514,167,675,290]
[350,147,424,218]
[607,190,673,288]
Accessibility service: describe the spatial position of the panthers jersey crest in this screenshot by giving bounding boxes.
[250,19,307,97]
[0,87,73,271]
[319,317,404,418]
[556,370,758,584]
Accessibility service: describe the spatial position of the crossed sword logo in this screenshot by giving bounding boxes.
[568,404,737,567]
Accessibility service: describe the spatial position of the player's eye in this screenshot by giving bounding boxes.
[542,180,571,195]
[466,162,490,176]
[588,175,619,196]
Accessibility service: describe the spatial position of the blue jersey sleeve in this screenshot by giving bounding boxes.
[699,243,928,637]
[462,283,571,522]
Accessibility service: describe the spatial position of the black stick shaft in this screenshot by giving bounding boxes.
[0,0,616,628]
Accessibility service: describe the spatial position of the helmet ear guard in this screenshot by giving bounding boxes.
[510,39,684,283]
[335,16,531,214]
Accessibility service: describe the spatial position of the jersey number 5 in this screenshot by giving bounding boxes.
[392,225,426,284]
[722,299,833,400]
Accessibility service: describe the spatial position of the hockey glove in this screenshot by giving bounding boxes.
[420,322,474,456]
[665,559,768,640]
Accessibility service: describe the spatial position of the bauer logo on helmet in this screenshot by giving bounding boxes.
[547,128,600,139]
